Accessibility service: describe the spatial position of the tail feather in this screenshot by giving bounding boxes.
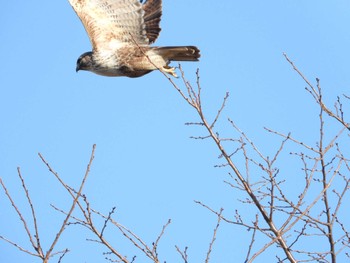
[155,46,200,62]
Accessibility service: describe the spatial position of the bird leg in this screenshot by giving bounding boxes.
[161,66,178,78]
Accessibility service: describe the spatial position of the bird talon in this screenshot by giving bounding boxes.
[162,66,178,78]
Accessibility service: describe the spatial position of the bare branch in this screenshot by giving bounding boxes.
[0,177,38,257]
[176,245,189,263]
[0,235,39,258]
[244,214,259,263]
[264,127,318,153]
[40,144,96,262]
[284,53,350,130]
[16,167,43,257]
[153,219,171,256]
[205,208,223,263]
[210,92,229,129]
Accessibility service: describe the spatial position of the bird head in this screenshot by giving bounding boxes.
[76,52,93,72]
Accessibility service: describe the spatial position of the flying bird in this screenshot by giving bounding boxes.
[68,0,200,77]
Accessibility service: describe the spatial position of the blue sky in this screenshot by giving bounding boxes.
[1,1,350,262]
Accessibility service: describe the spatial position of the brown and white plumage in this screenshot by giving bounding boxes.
[68,0,200,77]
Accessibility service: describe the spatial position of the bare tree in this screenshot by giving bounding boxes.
[0,145,96,263]
[1,54,349,262]
[158,55,350,262]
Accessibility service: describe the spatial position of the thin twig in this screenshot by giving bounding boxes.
[210,92,229,129]
[40,144,96,262]
[176,245,189,263]
[17,167,43,257]
[245,215,259,263]
[153,219,171,255]
[0,178,37,256]
[205,208,223,263]
[283,53,350,130]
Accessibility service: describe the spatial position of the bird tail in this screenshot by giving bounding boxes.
[154,46,200,62]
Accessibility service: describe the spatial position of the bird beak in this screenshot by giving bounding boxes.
[76,66,80,72]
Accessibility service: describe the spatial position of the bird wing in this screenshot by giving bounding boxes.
[142,0,162,44]
[68,0,150,51]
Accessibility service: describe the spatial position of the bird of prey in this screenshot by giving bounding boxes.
[68,0,200,78]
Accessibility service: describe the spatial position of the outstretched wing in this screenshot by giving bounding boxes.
[143,0,162,44]
[68,0,150,51]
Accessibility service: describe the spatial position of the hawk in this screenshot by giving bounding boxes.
[68,0,200,77]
